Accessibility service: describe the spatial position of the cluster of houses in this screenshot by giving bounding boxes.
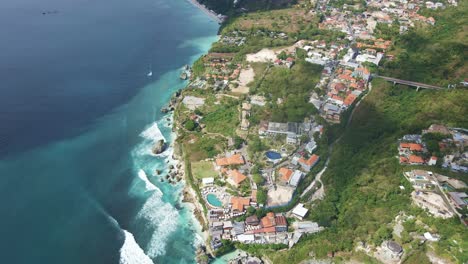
[398,136,434,165]
[311,62,369,122]
[208,201,289,249]
[219,30,247,46]
[318,0,453,40]
[398,124,468,173]
[208,204,322,250]
[202,53,242,83]
[302,40,346,66]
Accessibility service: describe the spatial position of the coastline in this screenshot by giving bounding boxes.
[186,0,224,24]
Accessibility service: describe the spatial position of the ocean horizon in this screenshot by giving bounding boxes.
[0,0,218,263]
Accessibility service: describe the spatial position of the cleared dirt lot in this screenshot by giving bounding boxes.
[231,67,255,94]
[267,185,294,206]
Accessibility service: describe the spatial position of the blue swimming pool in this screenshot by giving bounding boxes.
[207,194,222,207]
[266,151,281,160]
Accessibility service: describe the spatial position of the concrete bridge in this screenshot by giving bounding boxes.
[373,75,445,91]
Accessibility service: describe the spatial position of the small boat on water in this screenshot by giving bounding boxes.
[147,71,153,77]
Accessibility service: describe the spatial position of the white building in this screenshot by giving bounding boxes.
[289,170,304,187]
[305,140,317,153]
[292,203,309,220]
[202,177,214,186]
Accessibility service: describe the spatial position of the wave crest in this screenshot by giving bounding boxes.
[135,192,179,258]
[139,123,165,142]
[119,230,155,264]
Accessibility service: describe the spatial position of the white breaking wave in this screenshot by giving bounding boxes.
[135,192,179,258]
[119,230,155,264]
[140,122,165,142]
[137,170,162,194]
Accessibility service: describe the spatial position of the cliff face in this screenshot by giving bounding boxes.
[198,0,296,14]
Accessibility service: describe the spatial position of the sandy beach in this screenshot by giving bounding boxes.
[187,0,223,23]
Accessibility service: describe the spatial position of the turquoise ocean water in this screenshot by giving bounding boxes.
[0,0,218,263]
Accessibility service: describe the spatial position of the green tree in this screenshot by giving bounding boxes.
[257,188,268,205]
[184,120,197,131]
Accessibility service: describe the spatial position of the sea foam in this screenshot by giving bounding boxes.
[139,122,165,142]
[119,230,155,264]
[135,192,179,258]
[137,170,162,194]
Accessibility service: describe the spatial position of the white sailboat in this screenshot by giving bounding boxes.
[147,64,153,77]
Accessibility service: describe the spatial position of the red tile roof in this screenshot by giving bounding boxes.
[230,197,250,212]
[299,154,320,166]
[275,215,287,226]
[344,94,357,106]
[409,143,423,151]
[216,154,245,166]
[279,167,293,182]
[228,170,247,185]
[409,155,424,164]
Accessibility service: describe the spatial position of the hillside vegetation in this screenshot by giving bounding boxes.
[381,2,468,86]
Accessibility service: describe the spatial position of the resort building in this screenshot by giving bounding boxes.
[227,170,247,187]
[230,197,251,213]
[215,153,245,167]
[298,154,320,172]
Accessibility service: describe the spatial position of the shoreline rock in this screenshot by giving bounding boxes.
[152,139,167,155]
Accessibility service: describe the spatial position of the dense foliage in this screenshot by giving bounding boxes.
[381,2,468,86]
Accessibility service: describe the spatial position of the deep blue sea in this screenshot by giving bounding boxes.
[0,0,218,263]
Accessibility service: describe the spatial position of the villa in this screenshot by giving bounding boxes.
[215,153,245,167]
[448,192,468,209]
[230,196,251,213]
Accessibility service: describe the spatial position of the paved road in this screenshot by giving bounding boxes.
[300,160,328,198]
